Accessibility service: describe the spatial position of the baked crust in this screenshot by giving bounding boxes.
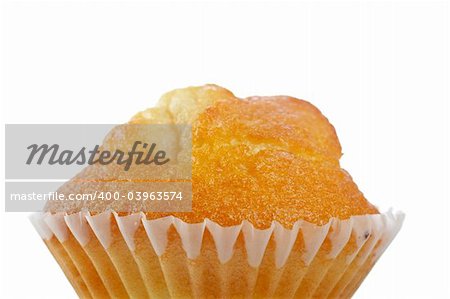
[46,85,378,228]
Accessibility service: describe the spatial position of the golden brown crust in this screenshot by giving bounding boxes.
[46,85,378,228]
[157,94,377,227]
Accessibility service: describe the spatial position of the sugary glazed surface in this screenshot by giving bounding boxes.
[46,85,378,228]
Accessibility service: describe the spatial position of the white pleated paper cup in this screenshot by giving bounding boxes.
[31,210,404,298]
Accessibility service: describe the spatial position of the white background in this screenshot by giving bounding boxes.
[0,0,449,298]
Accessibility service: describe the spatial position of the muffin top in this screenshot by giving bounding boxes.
[46,85,378,228]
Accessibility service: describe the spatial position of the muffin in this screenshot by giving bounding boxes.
[30,84,404,298]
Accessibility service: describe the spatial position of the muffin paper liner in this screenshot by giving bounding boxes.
[30,210,404,298]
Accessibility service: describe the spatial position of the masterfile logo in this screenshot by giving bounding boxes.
[4,124,192,212]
